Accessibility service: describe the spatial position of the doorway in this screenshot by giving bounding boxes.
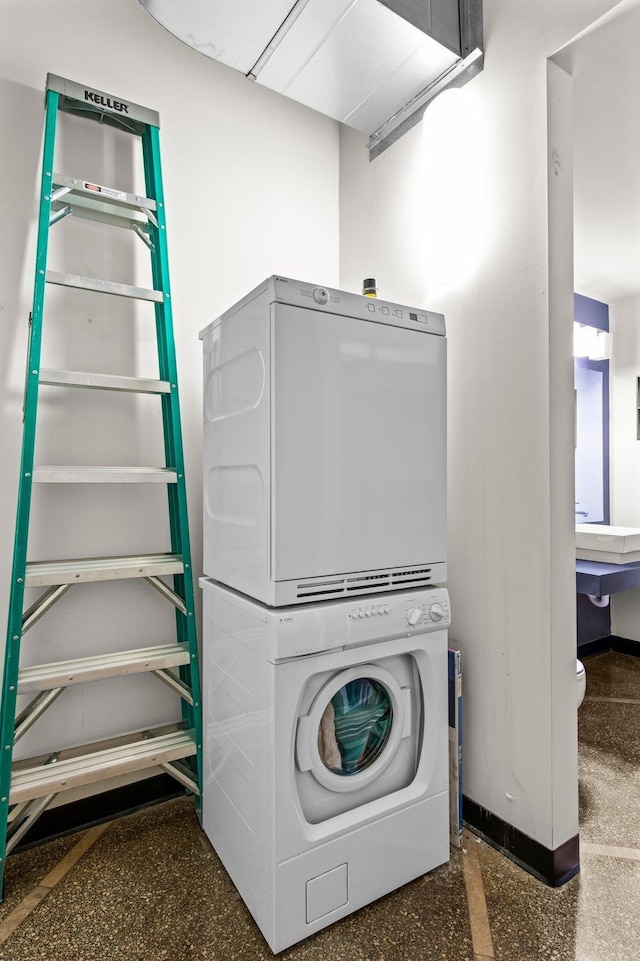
[548,0,640,924]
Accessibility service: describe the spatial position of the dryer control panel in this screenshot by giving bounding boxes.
[272,276,446,337]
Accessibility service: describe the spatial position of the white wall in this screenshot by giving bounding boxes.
[0,0,338,793]
[339,0,623,851]
[608,295,640,638]
[570,1,640,302]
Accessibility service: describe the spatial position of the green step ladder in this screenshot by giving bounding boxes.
[0,74,202,892]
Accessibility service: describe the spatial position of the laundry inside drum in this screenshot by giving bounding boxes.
[318,678,393,775]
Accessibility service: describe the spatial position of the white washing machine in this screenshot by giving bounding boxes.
[201,578,450,954]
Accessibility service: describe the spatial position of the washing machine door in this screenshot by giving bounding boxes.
[295,664,411,793]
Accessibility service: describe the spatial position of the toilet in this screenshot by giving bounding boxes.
[577,659,586,708]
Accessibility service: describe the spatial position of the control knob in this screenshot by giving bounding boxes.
[406,608,422,626]
[429,603,446,622]
[313,287,329,305]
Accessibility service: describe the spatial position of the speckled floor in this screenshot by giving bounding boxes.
[0,651,637,961]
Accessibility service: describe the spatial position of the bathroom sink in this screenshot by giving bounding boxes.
[576,524,640,564]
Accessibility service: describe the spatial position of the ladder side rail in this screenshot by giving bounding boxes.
[142,125,202,811]
[0,90,60,873]
[141,131,188,626]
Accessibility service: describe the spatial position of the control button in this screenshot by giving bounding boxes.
[358,611,365,618]
[371,608,377,615]
[384,605,390,613]
[394,310,403,318]
[407,607,422,626]
[377,606,384,615]
[381,307,389,315]
[365,608,371,616]
[313,287,329,305]
[429,603,446,622]
[366,303,376,312]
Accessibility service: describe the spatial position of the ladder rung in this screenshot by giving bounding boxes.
[51,174,157,214]
[9,728,196,804]
[32,467,178,484]
[46,270,164,303]
[25,553,184,587]
[39,369,171,394]
[51,200,151,235]
[18,643,191,693]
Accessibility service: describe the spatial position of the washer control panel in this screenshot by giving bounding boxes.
[346,587,450,641]
[263,585,450,659]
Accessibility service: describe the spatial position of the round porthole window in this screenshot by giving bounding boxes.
[297,664,408,794]
[318,678,393,776]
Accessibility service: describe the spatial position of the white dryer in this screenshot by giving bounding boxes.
[201,578,450,954]
[199,276,446,607]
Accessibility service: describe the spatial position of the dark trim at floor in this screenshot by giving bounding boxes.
[578,634,640,660]
[463,796,580,887]
[608,635,640,657]
[13,775,184,853]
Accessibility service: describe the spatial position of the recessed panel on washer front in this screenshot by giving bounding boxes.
[271,303,446,582]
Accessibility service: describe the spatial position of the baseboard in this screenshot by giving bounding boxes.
[608,635,640,657]
[463,796,579,887]
[12,774,184,853]
[579,634,640,660]
[577,636,613,659]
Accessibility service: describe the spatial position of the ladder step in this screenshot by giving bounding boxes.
[51,199,152,235]
[46,270,164,303]
[32,467,178,484]
[51,174,157,215]
[18,643,191,693]
[40,369,171,394]
[25,553,184,587]
[9,727,196,804]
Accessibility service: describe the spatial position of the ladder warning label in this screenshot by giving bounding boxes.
[83,182,127,202]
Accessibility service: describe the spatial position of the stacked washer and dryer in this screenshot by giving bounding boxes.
[199,276,451,953]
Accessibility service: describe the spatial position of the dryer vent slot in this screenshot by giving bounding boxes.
[297,579,343,589]
[392,576,432,584]
[346,573,390,583]
[391,568,432,585]
[344,572,392,592]
[298,584,344,597]
[346,581,391,592]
